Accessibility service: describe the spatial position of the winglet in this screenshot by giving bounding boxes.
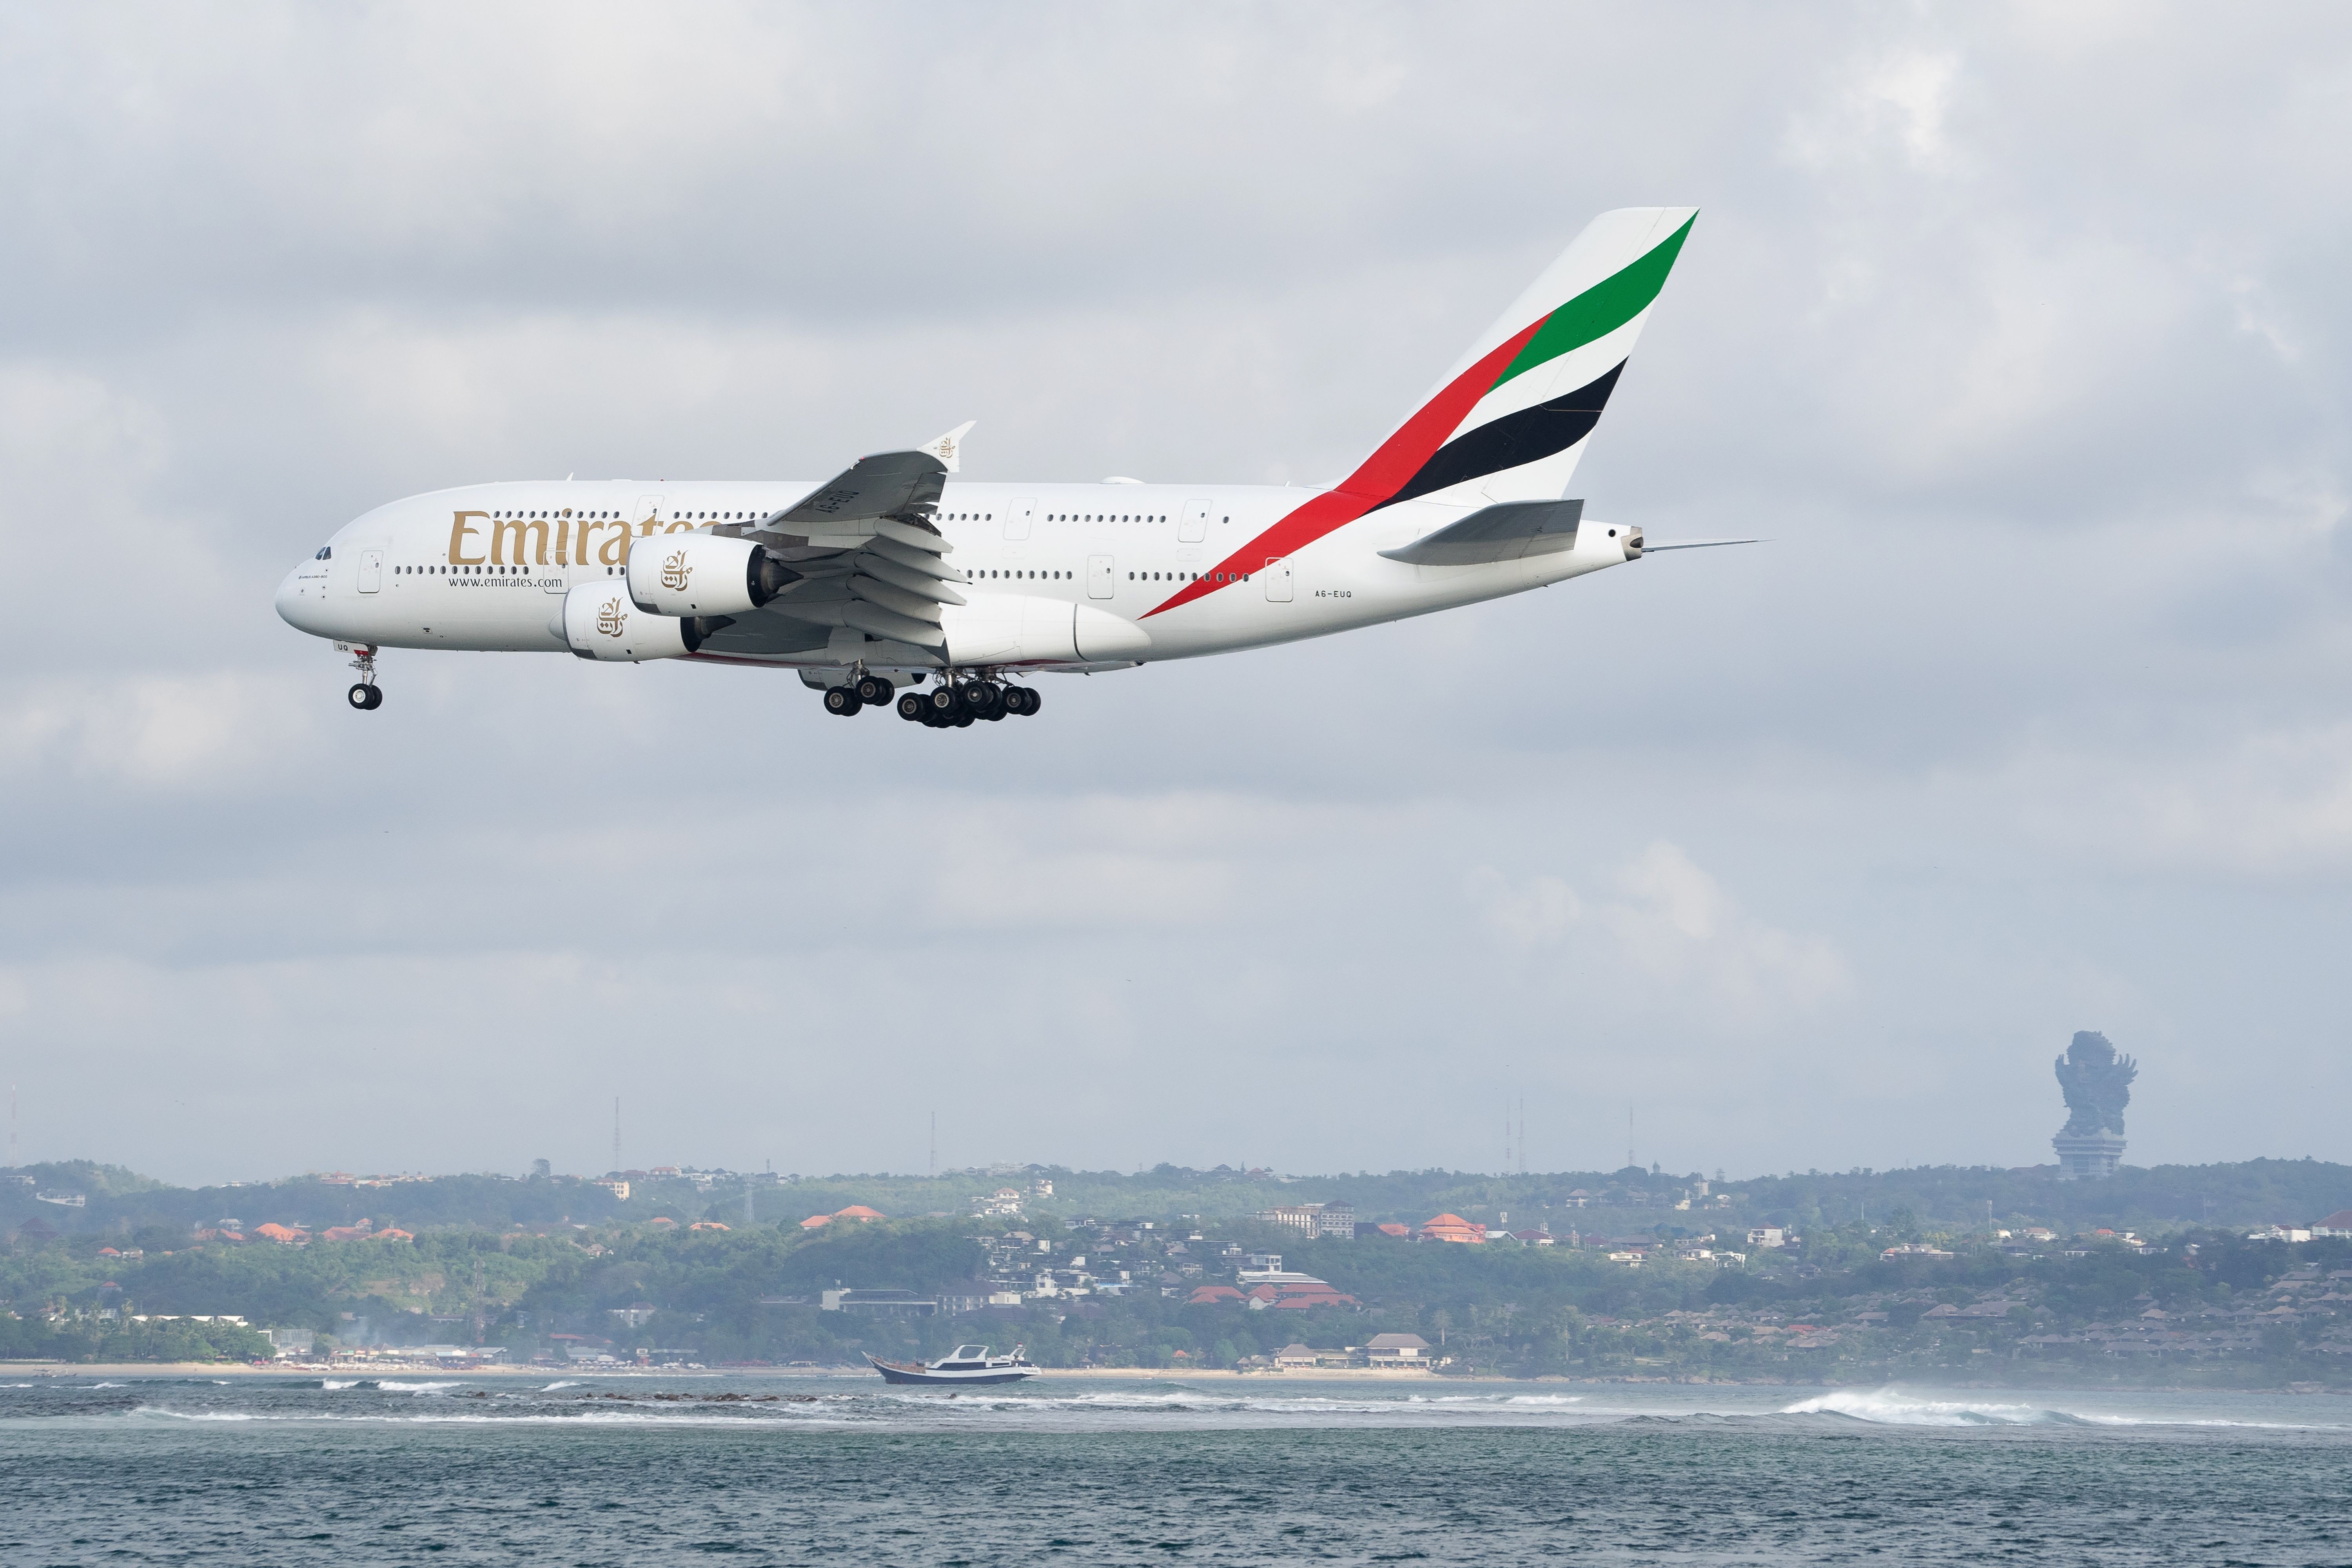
[919,421,975,474]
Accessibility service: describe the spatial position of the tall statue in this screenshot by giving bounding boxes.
[2055,1031,2136,1134]
[2051,1030,2135,1179]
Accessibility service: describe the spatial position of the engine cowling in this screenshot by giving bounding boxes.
[560,579,705,661]
[626,534,792,617]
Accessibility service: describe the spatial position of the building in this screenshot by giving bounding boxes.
[1272,1343,1320,1370]
[940,1281,1024,1314]
[818,1289,936,1316]
[593,1180,630,1202]
[2312,1210,2352,1239]
[1415,1213,1485,1244]
[609,1303,658,1328]
[1360,1332,1433,1365]
[1746,1227,1788,1249]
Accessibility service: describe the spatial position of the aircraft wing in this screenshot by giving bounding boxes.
[712,423,976,652]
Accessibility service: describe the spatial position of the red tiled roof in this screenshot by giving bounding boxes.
[833,1205,886,1220]
[1187,1285,1244,1305]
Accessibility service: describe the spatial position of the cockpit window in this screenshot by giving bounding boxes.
[314,546,332,560]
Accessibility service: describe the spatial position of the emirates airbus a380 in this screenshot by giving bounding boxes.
[277,207,1738,724]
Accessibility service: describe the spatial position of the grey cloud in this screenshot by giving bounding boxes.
[2,3,2349,1185]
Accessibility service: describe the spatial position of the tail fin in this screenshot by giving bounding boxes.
[1351,207,1696,512]
[1138,209,1693,620]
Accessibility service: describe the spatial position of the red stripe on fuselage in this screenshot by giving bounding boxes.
[1140,318,1545,619]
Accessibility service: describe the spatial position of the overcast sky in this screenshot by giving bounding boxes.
[2,3,2347,1188]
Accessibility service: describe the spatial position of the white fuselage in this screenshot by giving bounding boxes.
[275,479,1635,671]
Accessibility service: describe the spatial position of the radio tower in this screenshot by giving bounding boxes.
[612,1097,621,1176]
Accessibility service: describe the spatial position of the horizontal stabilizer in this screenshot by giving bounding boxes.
[1635,538,1761,553]
[1378,499,1584,566]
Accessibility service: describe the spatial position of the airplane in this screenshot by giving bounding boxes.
[276,206,1742,726]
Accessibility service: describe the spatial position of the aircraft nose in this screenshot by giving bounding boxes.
[276,561,328,634]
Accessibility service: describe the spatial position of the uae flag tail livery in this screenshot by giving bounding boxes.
[1148,206,1698,619]
[277,206,1741,726]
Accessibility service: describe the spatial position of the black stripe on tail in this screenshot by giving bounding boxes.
[1382,361,1626,510]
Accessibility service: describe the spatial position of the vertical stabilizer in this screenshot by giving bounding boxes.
[1355,207,1697,512]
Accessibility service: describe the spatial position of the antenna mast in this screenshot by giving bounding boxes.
[612,1097,621,1175]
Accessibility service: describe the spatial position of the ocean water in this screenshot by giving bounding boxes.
[2,1374,2347,1564]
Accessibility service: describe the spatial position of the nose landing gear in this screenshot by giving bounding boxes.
[344,645,383,710]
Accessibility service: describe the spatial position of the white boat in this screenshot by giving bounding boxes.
[865,1344,1037,1386]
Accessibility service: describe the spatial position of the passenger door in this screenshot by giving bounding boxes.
[1002,497,1036,541]
[358,548,383,593]
[1180,499,1210,543]
[1263,556,1293,602]
[1087,554,1116,600]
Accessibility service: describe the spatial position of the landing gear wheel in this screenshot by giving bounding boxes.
[823,686,862,716]
[896,692,926,721]
[954,712,975,728]
[967,681,1002,717]
[1012,686,1041,716]
[926,684,962,715]
[856,674,893,706]
[347,683,382,711]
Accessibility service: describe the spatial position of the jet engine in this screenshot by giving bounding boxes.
[560,580,711,661]
[626,534,794,617]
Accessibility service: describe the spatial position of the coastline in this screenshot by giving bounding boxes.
[8,1361,2347,1395]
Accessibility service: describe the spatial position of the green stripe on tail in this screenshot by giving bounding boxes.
[1490,214,1695,392]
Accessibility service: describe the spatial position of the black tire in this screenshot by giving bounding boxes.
[954,711,974,728]
[927,684,960,714]
[348,683,377,710]
[823,686,860,716]
[1018,686,1041,716]
[857,675,891,705]
[897,692,926,720]
[969,681,1001,714]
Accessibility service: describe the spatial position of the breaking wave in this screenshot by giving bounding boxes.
[1781,1388,2091,1426]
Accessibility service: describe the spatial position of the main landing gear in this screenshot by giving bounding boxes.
[820,671,905,717]
[818,674,1040,728]
[345,645,383,711]
[902,678,1041,728]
